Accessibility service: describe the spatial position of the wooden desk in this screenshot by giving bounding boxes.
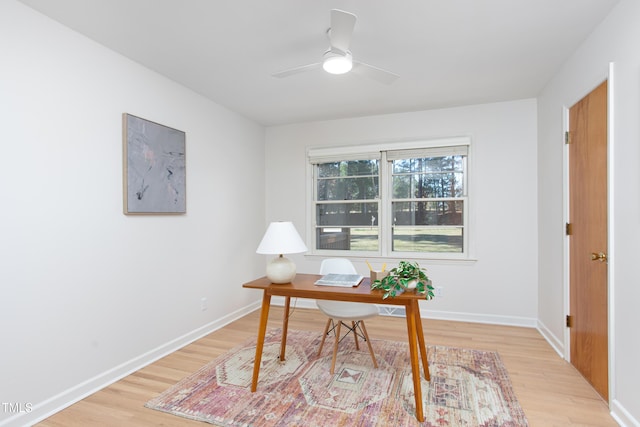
[242,273,431,422]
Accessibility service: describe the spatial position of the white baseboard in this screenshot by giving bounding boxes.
[270,296,537,328]
[611,399,640,427]
[536,318,565,358]
[419,309,537,328]
[0,301,261,427]
[274,296,318,311]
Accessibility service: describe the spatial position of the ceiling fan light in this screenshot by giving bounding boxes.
[323,51,353,74]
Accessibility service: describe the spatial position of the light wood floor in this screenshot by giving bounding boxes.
[37,306,616,426]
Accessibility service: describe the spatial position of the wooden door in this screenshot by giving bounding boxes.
[568,80,608,401]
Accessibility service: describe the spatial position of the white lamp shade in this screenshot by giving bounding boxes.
[256,221,308,255]
[256,221,307,284]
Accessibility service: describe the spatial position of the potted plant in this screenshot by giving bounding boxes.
[371,260,435,300]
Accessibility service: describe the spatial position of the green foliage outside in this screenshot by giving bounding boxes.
[349,227,462,252]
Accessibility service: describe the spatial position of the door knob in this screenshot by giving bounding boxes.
[590,252,608,262]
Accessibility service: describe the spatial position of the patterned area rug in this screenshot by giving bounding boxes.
[146,329,528,426]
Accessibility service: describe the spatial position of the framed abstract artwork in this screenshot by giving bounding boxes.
[123,113,186,214]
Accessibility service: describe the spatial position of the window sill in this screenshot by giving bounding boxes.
[305,253,477,266]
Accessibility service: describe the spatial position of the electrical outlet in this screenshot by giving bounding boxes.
[200,297,208,311]
[435,287,444,297]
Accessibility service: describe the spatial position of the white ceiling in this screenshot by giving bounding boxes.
[19,0,618,126]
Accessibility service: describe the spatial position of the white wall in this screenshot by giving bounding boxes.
[265,99,539,325]
[0,2,265,426]
[537,0,640,424]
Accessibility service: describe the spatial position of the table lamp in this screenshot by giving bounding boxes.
[256,221,308,284]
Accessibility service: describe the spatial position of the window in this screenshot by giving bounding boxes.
[315,159,380,251]
[308,140,469,259]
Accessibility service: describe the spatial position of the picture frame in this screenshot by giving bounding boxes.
[123,113,186,214]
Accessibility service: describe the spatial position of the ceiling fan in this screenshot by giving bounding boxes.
[272,9,399,85]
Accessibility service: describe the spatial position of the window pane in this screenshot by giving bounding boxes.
[392,201,463,226]
[316,227,351,250]
[316,227,379,251]
[392,175,412,198]
[317,176,379,201]
[350,227,379,251]
[318,160,379,178]
[317,203,379,226]
[392,226,463,253]
[392,172,463,198]
[392,155,464,199]
[416,172,463,197]
[393,159,412,174]
[392,156,464,173]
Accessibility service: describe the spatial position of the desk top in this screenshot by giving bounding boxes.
[243,273,425,305]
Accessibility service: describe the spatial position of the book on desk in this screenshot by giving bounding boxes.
[314,273,364,287]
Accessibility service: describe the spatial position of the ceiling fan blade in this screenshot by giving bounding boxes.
[352,62,400,85]
[329,9,356,52]
[272,63,322,79]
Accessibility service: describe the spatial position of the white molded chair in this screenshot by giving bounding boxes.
[316,258,379,374]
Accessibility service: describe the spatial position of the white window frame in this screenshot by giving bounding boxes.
[307,137,471,261]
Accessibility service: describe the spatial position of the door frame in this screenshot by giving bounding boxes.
[562,62,616,405]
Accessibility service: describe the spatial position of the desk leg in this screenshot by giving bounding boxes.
[413,300,430,381]
[280,296,291,361]
[405,302,424,422]
[250,291,271,392]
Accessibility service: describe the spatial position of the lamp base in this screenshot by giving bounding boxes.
[266,255,296,284]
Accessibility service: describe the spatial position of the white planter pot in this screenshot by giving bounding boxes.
[406,279,418,290]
